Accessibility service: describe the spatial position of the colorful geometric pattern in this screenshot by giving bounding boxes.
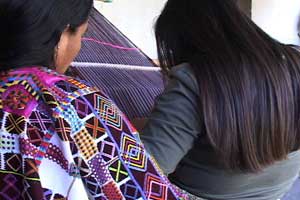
[27,124,45,147]
[3,89,32,111]
[0,67,187,200]
[109,160,129,183]
[0,134,17,152]
[85,116,106,139]
[82,176,104,198]
[5,153,22,173]
[29,111,53,132]
[98,137,117,162]
[0,173,22,199]
[54,118,72,141]
[72,97,93,119]
[73,128,98,161]
[4,113,26,134]
[23,159,39,179]
[73,156,91,177]
[121,132,147,172]
[94,94,123,130]
[102,181,123,200]
[144,173,168,200]
[122,181,141,200]
[88,154,112,185]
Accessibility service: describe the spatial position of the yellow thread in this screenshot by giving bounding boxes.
[0,170,40,181]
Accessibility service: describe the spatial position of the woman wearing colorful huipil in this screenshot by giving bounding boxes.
[0,0,185,199]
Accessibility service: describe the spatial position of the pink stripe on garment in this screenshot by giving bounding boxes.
[82,37,139,51]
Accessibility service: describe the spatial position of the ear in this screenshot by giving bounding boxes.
[54,26,72,72]
[54,22,87,74]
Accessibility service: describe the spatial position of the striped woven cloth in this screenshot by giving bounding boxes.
[71,63,164,119]
[75,8,155,67]
[72,8,164,119]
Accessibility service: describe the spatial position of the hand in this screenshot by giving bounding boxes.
[131,118,148,132]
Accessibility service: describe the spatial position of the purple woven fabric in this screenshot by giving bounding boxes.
[72,8,164,119]
[75,8,155,66]
[71,64,164,119]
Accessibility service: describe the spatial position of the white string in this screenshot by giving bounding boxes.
[71,62,161,71]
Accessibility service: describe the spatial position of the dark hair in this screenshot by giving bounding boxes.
[155,0,300,172]
[0,0,93,70]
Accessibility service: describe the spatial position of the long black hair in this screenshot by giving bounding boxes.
[0,0,93,70]
[155,0,300,172]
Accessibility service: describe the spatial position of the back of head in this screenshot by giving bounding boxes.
[0,0,93,70]
[156,0,300,172]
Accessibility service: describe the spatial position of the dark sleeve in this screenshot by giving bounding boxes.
[141,66,201,174]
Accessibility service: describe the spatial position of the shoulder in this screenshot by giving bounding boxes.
[170,62,194,78]
[169,63,199,95]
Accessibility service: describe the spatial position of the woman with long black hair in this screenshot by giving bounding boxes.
[141,0,300,199]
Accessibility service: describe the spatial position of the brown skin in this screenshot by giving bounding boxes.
[131,118,148,132]
[54,22,88,74]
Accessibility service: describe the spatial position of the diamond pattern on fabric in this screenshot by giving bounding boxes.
[55,118,72,141]
[29,111,53,132]
[93,94,123,130]
[72,97,92,119]
[83,176,104,198]
[24,159,39,179]
[108,160,128,183]
[27,125,44,147]
[122,181,141,200]
[144,172,168,200]
[5,153,22,173]
[85,116,106,139]
[98,138,117,163]
[120,132,147,172]
[4,114,26,134]
[0,173,22,200]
